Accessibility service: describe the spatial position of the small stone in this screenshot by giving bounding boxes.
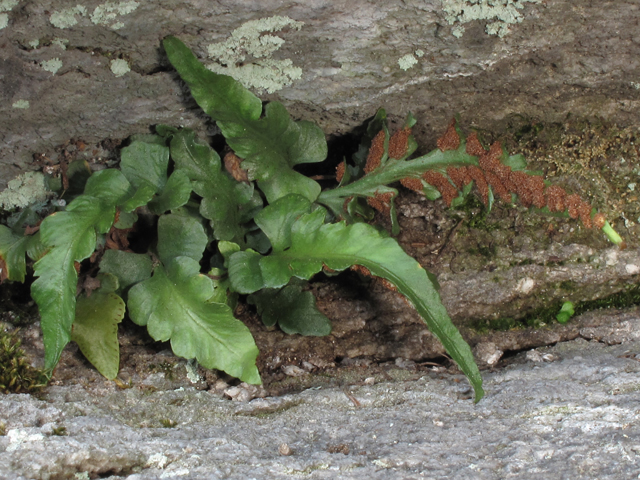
[473,342,503,366]
[301,361,315,371]
[282,365,308,377]
[223,383,266,402]
[526,350,557,362]
[526,350,543,362]
[516,277,536,295]
[213,380,229,392]
[279,443,293,456]
[394,357,416,369]
[364,377,375,385]
[625,264,640,275]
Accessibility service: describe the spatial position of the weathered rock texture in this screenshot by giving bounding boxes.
[1,0,639,189]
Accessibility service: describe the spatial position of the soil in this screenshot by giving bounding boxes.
[2,115,640,399]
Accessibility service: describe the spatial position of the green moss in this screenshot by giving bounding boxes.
[159,418,178,428]
[148,361,176,380]
[471,284,640,334]
[453,194,500,231]
[575,284,640,313]
[0,324,48,394]
[558,280,577,291]
[51,425,67,436]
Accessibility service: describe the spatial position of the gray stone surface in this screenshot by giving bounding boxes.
[1,0,639,188]
[2,333,640,479]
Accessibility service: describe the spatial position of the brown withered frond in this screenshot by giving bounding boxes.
[336,162,346,183]
[223,152,250,183]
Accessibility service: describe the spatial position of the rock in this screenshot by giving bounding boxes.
[473,341,504,366]
[3,337,640,479]
[1,1,638,189]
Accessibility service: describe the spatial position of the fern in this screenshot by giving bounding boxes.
[0,36,624,402]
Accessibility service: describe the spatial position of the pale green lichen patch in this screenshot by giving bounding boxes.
[90,1,139,29]
[185,359,202,384]
[0,0,17,30]
[50,2,138,30]
[206,15,304,94]
[11,100,29,109]
[50,5,87,29]
[398,53,418,71]
[110,58,130,77]
[52,38,69,50]
[0,0,18,10]
[441,0,543,38]
[41,58,63,74]
[0,172,49,211]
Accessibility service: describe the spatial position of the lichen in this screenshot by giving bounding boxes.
[41,58,63,74]
[52,38,69,50]
[50,2,138,30]
[49,5,87,29]
[185,359,202,383]
[441,0,543,38]
[398,53,418,71]
[205,15,304,94]
[11,100,29,109]
[0,171,49,210]
[0,0,16,30]
[90,1,139,29]
[110,58,130,77]
[0,0,18,10]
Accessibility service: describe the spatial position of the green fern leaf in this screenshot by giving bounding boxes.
[229,195,484,401]
[249,284,331,336]
[32,199,114,372]
[71,274,125,380]
[127,256,260,383]
[169,128,262,244]
[163,36,327,204]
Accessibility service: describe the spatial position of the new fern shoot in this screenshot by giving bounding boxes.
[0,37,624,403]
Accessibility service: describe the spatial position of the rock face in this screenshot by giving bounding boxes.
[1,0,639,189]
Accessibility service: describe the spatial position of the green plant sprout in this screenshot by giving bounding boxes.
[0,37,624,403]
[556,301,575,324]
